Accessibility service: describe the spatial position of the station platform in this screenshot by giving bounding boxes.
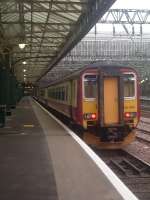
[0,97,137,200]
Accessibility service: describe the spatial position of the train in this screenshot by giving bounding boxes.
[34,63,140,149]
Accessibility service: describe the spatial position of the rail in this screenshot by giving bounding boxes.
[94,149,150,200]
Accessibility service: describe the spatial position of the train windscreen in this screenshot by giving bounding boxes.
[124,74,135,98]
[84,75,97,98]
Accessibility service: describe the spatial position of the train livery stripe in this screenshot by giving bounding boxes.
[35,99,138,200]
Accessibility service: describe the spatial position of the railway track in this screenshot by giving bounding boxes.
[139,104,150,143]
[136,130,150,146]
[141,112,150,118]
[92,148,150,200]
[136,136,150,146]
[137,128,150,135]
[141,106,150,118]
[136,116,150,144]
[140,118,150,125]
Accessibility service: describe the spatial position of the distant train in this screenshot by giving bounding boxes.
[34,63,140,148]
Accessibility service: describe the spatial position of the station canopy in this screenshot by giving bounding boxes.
[0,0,115,84]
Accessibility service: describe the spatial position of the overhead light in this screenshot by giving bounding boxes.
[24,77,26,81]
[23,69,27,72]
[19,43,26,49]
[22,61,27,65]
[140,80,145,84]
[24,74,26,77]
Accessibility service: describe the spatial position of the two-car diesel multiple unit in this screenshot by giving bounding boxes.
[36,64,140,148]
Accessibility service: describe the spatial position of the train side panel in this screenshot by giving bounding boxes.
[47,82,71,117]
[39,80,80,122]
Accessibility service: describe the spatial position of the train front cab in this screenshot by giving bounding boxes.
[82,67,139,148]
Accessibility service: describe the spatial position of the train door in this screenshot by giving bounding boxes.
[99,72,124,126]
[103,77,119,125]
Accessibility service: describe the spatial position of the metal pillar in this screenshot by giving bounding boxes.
[9,74,18,109]
[0,67,10,126]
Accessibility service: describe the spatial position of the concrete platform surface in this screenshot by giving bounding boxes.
[0,97,135,200]
[0,97,58,200]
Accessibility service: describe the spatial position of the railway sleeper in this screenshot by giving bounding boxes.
[110,160,127,176]
[121,159,141,175]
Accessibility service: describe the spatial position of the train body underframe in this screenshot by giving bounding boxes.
[87,123,133,142]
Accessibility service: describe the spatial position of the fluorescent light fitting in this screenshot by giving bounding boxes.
[22,61,27,65]
[23,69,27,72]
[24,74,26,77]
[140,80,145,84]
[19,43,26,49]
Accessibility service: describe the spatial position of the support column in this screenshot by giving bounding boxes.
[0,67,10,126]
[0,49,12,126]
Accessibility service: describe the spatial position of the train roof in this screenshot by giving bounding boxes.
[45,63,137,87]
[80,63,136,72]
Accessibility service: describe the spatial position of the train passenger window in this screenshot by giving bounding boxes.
[52,90,54,98]
[48,89,52,97]
[58,88,61,100]
[62,87,65,101]
[84,75,97,98]
[60,87,63,101]
[54,89,56,99]
[40,89,45,97]
[56,88,59,100]
[65,86,68,101]
[124,74,135,97]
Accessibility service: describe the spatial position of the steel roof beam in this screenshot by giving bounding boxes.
[18,1,25,42]
[25,30,68,33]
[0,0,86,3]
[26,36,66,38]
[1,21,74,27]
[36,23,69,35]
[16,1,88,5]
[100,9,150,24]
[34,1,55,64]
[98,9,150,38]
[13,55,55,65]
[1,9,82,14]
[14,51,55,54]
[30,1,33,55]
[27,44,60,47]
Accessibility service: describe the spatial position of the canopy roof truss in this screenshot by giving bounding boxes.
[0,0,115,83]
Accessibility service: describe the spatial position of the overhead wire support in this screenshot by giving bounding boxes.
[99,9,150,24]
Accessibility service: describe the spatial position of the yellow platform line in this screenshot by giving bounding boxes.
[23,124,35,128]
